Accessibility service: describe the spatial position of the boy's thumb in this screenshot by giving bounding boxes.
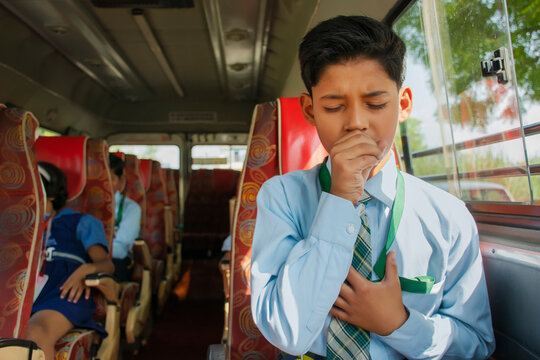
[383,251,398,281]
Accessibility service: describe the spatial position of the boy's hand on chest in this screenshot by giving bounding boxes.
[329,251,409,336]
[329,130,382,205]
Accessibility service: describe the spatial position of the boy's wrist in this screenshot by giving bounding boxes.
[378,305,410,336]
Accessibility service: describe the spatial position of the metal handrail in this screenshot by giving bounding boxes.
[411,121,540,159]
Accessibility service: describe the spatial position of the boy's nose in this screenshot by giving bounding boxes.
[345,107,369,131]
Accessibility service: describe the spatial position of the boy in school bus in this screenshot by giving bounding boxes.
[250,16,495,359]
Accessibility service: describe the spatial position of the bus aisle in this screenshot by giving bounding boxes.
[128,259,224,359]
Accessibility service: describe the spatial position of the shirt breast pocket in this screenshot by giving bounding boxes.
[403,276,445,316]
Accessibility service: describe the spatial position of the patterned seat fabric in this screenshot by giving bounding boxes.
[82,139,115,246]
[0,105,45,339]
[124,154,146,238]
[53,329,93,360]
[164,169,179,228]
[183,169,239,258]
[36,136,118,360]
[145,160,167,261]
[228,98,326,359]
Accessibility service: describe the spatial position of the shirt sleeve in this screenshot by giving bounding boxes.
[112,199,141,259]
[250,177,361,355]
[380,204,495,359]
[77,214,109,252]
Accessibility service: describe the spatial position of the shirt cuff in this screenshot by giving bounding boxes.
[379,307,432,357]
[309,191,361,251]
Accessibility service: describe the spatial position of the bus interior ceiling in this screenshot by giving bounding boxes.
[0,0,539,359]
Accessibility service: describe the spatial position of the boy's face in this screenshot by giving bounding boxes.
[300,58,412,164]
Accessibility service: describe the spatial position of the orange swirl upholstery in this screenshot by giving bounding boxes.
[0,105,45,339]
[228,97,326,359]
[145,160,167,261]
[124,154,147,239]
[36,136,119,360]
[139,159,152,194]
[83,139,115,248]
[164,169,179,228]
[36,137,114,253]
[110,153,146,329]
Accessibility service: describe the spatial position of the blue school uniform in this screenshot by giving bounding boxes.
[251,155,495,359]
[32,208,109,337]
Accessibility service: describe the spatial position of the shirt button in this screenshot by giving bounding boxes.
[347,224,356,234]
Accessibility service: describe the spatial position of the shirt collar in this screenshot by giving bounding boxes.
[55,207,74,219]
[326,151,397,208]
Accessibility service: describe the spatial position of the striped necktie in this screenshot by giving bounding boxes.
[327,192,372,360]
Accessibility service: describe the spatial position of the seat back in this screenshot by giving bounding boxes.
[164,169,179,228]
[124,154,147,238]
[35,136,88,204]
[228,97,326,358]
[0,105,45,338]
[84,138,115,246]
[144,160,167,260]
[183,169,239,258]
[35,136,114,254]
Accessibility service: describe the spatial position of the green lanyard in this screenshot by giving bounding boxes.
[319,158,434,294]
[115,193,126,228]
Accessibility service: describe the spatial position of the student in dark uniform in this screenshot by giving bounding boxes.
[27,162,114,360]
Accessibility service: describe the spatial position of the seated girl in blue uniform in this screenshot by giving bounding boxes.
[27,162,114,360]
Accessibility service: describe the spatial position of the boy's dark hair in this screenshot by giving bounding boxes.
[299,15,406,95]
[109,153,124,178]
[38,161,68,211]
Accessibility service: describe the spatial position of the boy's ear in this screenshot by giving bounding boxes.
[300,93,316,126]
[398,86,413,123]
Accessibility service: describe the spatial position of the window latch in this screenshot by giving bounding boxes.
[481,47,511,84]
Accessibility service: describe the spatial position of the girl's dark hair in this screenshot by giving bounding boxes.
[299,15,406,95]
[38,161,68,211]
[109,153,124,178]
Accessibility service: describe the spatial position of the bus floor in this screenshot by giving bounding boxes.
[124,258,225,359]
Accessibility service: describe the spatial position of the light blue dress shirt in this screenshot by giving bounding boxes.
[251,156,495,359]
[113,191,141,259]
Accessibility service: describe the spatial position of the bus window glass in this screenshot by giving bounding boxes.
[37,127,61,137]
[394,0,538,204]
[191,145,246,170]
[109,145,180,169]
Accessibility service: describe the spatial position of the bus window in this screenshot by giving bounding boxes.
[109,144,180,169]
[37,127,61,137]
[394,0,539,205]
[191,145,246,170]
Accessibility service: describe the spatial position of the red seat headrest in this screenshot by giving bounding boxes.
[36,136,88,201]
[278,97,327,174]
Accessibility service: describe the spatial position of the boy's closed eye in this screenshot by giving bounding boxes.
[324,105,344,112]
[367,102,388,110]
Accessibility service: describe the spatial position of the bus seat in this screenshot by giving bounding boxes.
[84,138,115,247]
[164,168,182,281]
[0,105,47,360]
[183,169,239,259]
[223,97,326,359]
[86,144,144,351]
[139,159,165,302]
[480,238,540,359]
[218,196,236,345]
[35,136,121,360]
[161,168,176,306]
[140,159,170,310]
[115,153,153,346]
